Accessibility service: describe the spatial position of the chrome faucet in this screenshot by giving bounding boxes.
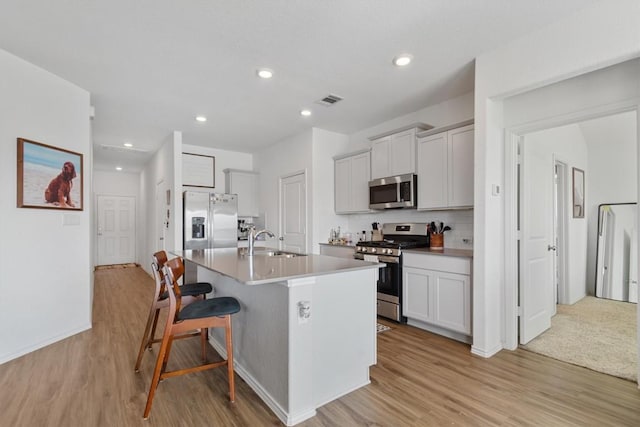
[247,226,275,256]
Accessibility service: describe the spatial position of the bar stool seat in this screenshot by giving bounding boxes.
[178,296,240,320]
[143,257,241,419]
[134,250,213,372]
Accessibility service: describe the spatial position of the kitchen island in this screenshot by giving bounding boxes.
[174,248,382,426]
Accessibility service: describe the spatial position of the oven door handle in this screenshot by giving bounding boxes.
[354,254,398,264]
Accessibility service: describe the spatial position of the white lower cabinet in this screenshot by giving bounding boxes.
[403,252,472,340]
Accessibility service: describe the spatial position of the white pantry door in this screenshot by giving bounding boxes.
[279,172,307,253]
[519,139,554,344]
[97,196,136,265]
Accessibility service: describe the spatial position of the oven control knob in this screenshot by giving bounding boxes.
[370,248,376,253]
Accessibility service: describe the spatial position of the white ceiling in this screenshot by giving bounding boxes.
[0,0,597,172]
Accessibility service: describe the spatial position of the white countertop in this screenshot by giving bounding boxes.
[403,247,473,258]
[173,248,382,285]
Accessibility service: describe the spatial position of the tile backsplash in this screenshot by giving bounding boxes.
[345,209,473,250]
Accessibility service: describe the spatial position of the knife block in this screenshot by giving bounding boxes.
[371,230,383,241]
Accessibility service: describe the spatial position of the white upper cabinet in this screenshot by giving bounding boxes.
[417,122,474,209]
[371,136,392,179]
[369,124,432,179]
[224,169,259,217]
[334,150,371,214]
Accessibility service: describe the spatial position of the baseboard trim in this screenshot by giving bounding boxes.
[0,322,92,365]
[471,343,503,358]
[209,336,316,426]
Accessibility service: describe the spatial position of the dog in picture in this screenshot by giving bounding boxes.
[44,161,77,207]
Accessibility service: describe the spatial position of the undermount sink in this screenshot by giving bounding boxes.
[240,248,307,258]
[259,250,307,258]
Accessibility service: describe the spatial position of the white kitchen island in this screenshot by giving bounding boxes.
[174,248,382,426]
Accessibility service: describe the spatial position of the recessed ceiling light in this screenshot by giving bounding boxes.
[115,166,123,171]
[393,54,413,67]
[123,142,133,148]
[300,109,312,117]
[257,68,274,79]
[195,115,207,122]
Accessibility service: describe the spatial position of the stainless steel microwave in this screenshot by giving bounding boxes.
[369,174,417,209]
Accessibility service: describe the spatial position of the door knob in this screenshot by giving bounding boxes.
[547,245,557,251]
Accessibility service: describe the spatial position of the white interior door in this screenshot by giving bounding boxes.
[97,195,136,265]
[519,139,555,344]
[279,172,306,253]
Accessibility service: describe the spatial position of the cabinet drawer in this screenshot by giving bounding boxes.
[403,253,470,275]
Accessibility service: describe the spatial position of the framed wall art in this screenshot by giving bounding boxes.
[572,167,585,218]
[182,152,215,188]
[17,138,83,210]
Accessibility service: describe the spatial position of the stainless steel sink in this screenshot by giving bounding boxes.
[259,250,307,258]
[239,248,307,258]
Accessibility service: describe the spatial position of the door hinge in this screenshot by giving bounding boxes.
[517,306,523,316]
[515,230,521,240]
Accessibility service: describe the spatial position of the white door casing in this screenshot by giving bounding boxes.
[156,180,166,252]
[97,195,136,265]
[280,171,307,253]
[519,138,554,344]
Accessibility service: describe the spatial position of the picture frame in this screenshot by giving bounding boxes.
[17,138,83,210]
[182,153,215,188]
[572,167,585,218]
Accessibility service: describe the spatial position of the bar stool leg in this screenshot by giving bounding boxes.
[143,323,172,419]
[225,316,235,402]
[148,309,161,349]
[200,328,208,362]
[135,304,159,372]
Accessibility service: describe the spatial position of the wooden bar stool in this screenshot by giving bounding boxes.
[134,250,213,372]
[143,256,241,419]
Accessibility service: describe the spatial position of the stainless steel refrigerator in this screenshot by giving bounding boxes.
[183,191,238,282]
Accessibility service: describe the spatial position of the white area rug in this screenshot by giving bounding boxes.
[376,323,391,333]
[522,296,637,382]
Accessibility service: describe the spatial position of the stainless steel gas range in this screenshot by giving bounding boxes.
[354,223,429,322]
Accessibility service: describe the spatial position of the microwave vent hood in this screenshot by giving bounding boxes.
[369,173,417,210]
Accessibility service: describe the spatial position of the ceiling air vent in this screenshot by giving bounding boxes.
[316,94,343,107]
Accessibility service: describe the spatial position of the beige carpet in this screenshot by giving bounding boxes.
[522,296,637,382]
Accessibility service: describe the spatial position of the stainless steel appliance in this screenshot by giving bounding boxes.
[183,191,238,282]
[354,223,429,322]
[369,173,417,209]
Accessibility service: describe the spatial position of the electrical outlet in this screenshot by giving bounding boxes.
[462,238,473,245]
[298,301,311,324]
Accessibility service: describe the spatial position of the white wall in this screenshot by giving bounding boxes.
[93,170,142,265]
[182,143,253,194]
[311,129,350,253]
[474,0,640,356]
[254,130,313,250]
[0,49,92,363]
[582,111,638,295]
[524,124,588,304]
[346,91,474,153]
[139,131,182,275]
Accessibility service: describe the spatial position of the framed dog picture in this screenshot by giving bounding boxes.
[17,138,83,210]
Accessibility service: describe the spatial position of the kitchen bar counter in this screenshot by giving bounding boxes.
[174,247,379,426]
[175,247,380,285]
[404,247,473,258]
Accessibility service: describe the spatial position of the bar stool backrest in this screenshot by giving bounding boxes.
[163,257,186,320]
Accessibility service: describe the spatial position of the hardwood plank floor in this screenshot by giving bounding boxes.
[1,266,638,426]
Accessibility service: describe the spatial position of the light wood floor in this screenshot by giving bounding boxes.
[1,266,639,426]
